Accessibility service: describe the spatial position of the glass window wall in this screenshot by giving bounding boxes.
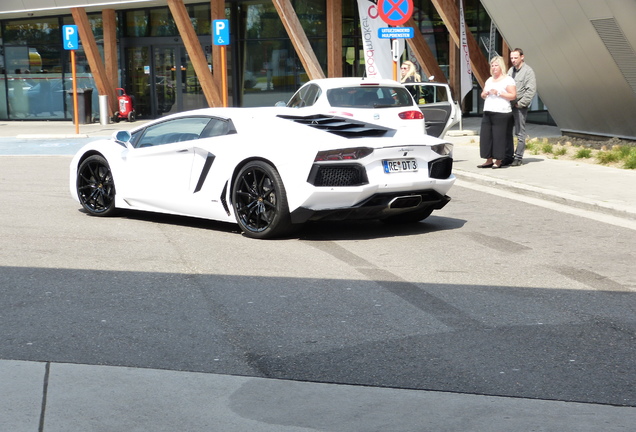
[2,17,70,119]
[238,0,325,107]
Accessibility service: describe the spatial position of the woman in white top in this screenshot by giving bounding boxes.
[478,56,517,169]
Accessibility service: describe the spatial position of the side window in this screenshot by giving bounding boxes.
[287,84,320,107]
[135,117,211,148]
[303,84,321,107]
[200,117,236,138]
[436,86,449,102]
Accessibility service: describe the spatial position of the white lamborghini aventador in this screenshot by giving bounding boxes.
[70,107,455,239]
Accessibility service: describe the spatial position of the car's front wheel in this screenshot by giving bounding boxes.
[76,155,117,216]
[232,161,292,239]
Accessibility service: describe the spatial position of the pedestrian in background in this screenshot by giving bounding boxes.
[400,60,421,83]
[508,48,537,166]
[478,56,517,169]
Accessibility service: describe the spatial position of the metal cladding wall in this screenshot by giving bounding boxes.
[481,0,636,139]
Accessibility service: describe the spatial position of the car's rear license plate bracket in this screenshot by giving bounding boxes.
[383,159,418,173]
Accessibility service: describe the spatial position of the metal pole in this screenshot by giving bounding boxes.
[71,50,79,135]
[221,45,228,107]
[99,95,109,125]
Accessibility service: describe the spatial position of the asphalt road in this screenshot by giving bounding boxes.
[1,156,634,407]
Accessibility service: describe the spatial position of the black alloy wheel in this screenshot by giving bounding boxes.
[232,161,291,239]
[76,155,117,216]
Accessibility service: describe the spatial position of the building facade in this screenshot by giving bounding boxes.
[0,1,548,126]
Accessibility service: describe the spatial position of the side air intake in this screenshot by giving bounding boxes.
[278,114,395,138]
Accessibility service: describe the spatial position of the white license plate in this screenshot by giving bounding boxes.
[383,159,418,173]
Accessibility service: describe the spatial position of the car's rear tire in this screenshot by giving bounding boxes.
[381,207,433,224]
[76,155,117,217]
[232,161,292,239]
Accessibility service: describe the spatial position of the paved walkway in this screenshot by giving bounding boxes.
[1,117,635,430]
[447,117,636,230]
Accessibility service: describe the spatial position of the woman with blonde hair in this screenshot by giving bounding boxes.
[400,60,421,83]
[477,55,517,169]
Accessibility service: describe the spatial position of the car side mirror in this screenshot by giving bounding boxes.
[112,130,131,145]
[274,101,287,107]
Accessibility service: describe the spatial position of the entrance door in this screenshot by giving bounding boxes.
[125,45,206,119]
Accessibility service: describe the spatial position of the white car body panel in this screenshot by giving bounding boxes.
[70,107,455,237]
[283,78,426,133]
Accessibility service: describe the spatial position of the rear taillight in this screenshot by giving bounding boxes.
[398,110,424,120]
[314,147,373,161]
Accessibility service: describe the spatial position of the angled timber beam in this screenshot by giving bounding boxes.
[102,9,118,89]
[71,8,118,115]
[327,0,342,77]
[430,0,489,88]
[272,0,326,80]
[168,0,222,107]
[405,17,448,83]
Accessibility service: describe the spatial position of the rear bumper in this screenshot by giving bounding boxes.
[290,190,451,223]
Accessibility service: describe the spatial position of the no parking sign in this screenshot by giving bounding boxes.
[378,0,414,26]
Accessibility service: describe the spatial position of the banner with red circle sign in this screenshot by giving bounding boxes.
[378,0,414,26]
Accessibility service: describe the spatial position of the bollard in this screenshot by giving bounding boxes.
[99,95,109,125]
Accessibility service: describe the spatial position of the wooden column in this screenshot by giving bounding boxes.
[430,0,489,88]
[71,8,118,115]
[167,0,222,107]
[327,0,342,77]
[102,9,118,90]
[449,37,459,100]
[272,0,325,80]
[211,0,224,97]
[405,17,448,83]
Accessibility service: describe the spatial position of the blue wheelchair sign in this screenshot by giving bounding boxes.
[63,25,79,50]
[213,20,230,46]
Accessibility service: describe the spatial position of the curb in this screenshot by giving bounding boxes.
[454,169,636,221]
[17,134,91,139]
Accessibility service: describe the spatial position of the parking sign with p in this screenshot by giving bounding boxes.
[63,25,79,50]
[213,19,229,46]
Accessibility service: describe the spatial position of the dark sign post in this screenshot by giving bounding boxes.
[63,25,80,133]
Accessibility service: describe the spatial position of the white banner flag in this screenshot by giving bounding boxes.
[459,0,473,101]
[357,0,394,80]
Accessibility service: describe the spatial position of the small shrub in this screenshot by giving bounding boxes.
[596,149,620,165]
[575,148,592,159]
[554,147,567,156]
[526,141,540,155]
[624,150,636,169]
[541,143,554,154]
[616,146,632,158]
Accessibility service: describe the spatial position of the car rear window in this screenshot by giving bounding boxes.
[326,86,414,108]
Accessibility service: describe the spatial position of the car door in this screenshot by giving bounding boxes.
[122,116,211,213]
[406,83,459,138]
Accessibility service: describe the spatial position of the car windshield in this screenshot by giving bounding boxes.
[326,86,413,108]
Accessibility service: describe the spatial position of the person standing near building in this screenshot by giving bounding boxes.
[400,60,421,83]
[508,48,537,166]
[477,56,517,169]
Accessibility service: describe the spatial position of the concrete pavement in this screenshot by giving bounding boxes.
[1,117,635,430]
[447,117,636,231]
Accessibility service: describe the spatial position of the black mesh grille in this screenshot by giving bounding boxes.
[428,157,453,179]
[309,164,367,187]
